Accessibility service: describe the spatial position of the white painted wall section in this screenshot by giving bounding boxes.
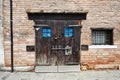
[0,0,5,66]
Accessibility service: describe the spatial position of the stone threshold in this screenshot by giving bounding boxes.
[35,65,80,72]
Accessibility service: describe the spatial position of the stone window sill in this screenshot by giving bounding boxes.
[89,45,117,49]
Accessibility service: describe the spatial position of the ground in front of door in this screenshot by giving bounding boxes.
[0,70,120,80]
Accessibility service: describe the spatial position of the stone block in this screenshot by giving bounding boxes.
[35,66,58,72]
[95,64,119,70]
[58,65,80,72]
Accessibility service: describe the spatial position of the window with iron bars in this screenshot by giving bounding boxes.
[92,29,113,45]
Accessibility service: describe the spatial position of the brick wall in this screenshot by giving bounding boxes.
[3,0,35,66]
[80,0,120,69]
[3,0,120,69]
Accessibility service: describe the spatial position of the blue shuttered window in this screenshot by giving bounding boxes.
[42,27,52,38]
[64,27,73,37]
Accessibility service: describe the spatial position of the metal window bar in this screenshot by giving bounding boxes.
[92,30,112,45]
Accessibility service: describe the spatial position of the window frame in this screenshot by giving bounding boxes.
[64,27,74,37]
[91,28,113,45]
[42,27,52,38]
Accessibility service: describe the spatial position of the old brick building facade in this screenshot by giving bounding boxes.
[2,0,120,71]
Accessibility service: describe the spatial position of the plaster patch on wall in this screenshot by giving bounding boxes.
[0,0,5,66]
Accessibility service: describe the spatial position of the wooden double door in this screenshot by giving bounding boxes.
[35,20,81,66]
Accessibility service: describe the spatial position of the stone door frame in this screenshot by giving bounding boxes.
[27,13,87,72]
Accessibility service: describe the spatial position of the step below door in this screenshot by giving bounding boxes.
[35,65,80,72]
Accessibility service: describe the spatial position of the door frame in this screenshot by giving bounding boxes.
[34,22,82,66]
[28,13,87,71]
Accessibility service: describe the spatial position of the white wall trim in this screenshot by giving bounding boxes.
[0,66,34,71]
[89,45,117,49]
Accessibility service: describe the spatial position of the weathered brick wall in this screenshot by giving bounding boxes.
[3,0,35,66]
[80,0,120,69]
[3,0,120,69]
